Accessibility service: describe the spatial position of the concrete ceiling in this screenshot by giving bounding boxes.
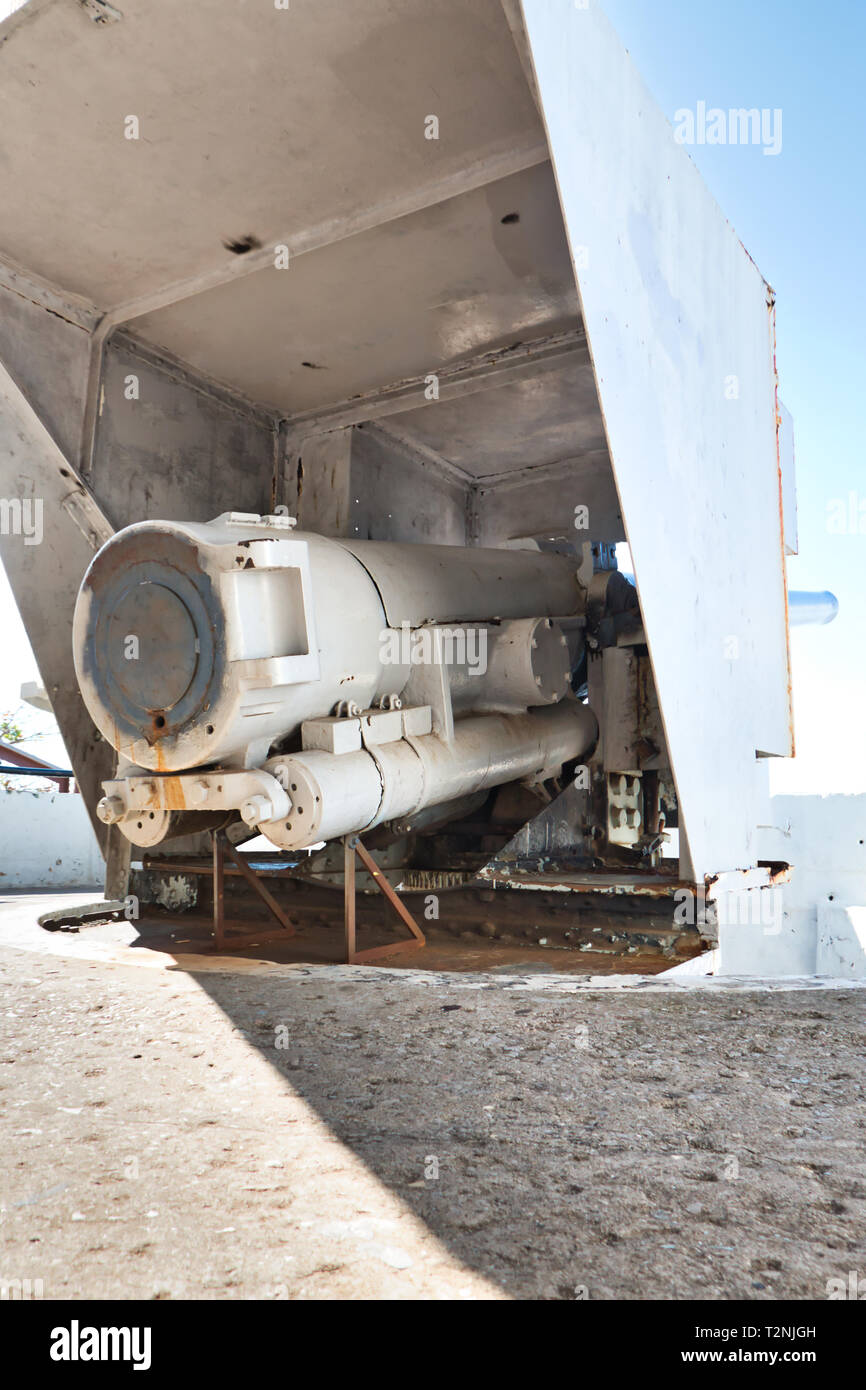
[132,162,581,415]
[0,0,612,490]
[387,351,606,479]
[0,0,543,306]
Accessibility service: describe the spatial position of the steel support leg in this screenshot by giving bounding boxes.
[343,834,426,964]
[210,831,296,952]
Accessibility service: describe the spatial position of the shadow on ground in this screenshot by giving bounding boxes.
[184,957,866,1299]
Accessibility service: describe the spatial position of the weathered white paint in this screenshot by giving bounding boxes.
[720,794,866,976]
[662,950,719,978]
[521,0,792,880]
[778,401,798,556]
[0,791,102,889]
[817,906,866,981]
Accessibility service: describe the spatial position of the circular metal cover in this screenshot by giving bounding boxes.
[106,583,198,711]
[79,528,225,748]
[530,618,571,704]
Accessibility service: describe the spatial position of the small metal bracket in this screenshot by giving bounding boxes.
[343,835,426,965]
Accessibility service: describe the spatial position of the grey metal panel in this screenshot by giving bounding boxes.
[291,428,354,538]
[0,333,114,851]
[348,425,469,545]
[0,280,91,467]
[89,337,277,530]
[521,0,789,879]
[387,350,606,480]
[474,450,625,547]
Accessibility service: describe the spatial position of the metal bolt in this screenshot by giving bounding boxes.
[241,795,273,827]
[97,795,125,825]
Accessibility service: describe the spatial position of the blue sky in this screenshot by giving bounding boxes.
[1,0,863,791]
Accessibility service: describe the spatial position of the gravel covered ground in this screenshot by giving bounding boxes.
[1,900,865,1301]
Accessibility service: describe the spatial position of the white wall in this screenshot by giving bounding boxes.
[0,790,102,890]
[720,794,866,976]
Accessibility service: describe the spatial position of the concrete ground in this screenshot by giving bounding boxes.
[1,892,865,1301]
